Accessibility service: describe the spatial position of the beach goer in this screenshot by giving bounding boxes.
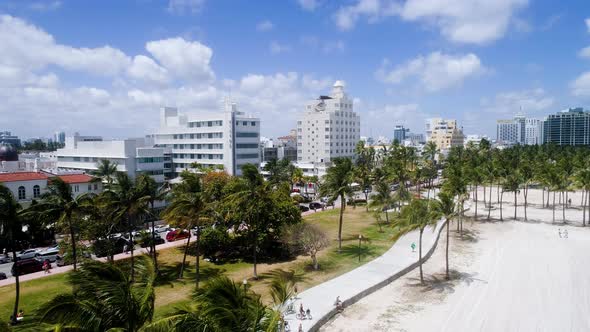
[298,323,303,332]
[43,260,51,274]
[558,229,562,238]
[306,308,311,319]
[123,243,129,254]
[16,309,24,321]
[564,229,568,238]
[411,242,416,252]
[299,303,305,317]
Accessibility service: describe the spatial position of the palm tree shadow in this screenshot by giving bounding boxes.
[405,270,487,294]
[338,244,377,261]
[156,262,185,286]
[454,229,480,243]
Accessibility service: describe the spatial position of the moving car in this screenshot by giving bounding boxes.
[166,229,190,242]
[35,247,60,262]
[93,237,133,258]
[0,272,6,280]
[140,235,165,248]
[0,255,10,264]
[16,249,39,261]
[11,259,43,276]
[309,202,325,210]
[299,204,310,212]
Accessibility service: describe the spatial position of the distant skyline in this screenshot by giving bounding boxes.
[1,0,590,140]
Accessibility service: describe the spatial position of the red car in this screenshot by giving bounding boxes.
[166,229,190,242]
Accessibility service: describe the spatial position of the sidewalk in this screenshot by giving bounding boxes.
[286,218,447,332]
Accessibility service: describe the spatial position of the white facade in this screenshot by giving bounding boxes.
[0,173,102,203]
[56,135,165,183]
[297,81,360,164]
[154,100,260,176]
[524,118,543,145]
[497,114,542,145]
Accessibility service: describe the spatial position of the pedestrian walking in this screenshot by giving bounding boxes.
[123,243,129,254]
[411,242,416,252]
[558,228,562,238]
[564,229,568,239]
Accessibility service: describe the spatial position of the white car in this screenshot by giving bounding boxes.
[0,255,10,264]
[17,248,40,261]
[35,247,60,262]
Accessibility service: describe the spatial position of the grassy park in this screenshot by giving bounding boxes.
[0,207,396,325]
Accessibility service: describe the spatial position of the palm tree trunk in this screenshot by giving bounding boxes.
[445,218,450,280]
[364,191,369,212]
[514,191,517,220]
[196,226,201,289]
[10,239,19,325]
[419,228,424,284]
[483,184,487,209]
[151,218,158,272]
[583,189,587,227]
[497,184,500,204]
[338,194,345,252]
[552,191,556,223]
[385,210,389,223]
[542,188,545,208]
[253,234,258,279]
[500,190,504,221]
[487,185,492,220]
[474,185,478,220]
[524,183,529,220]
[179,230,192,279]
[69,220,77,271]
[562,191,566,223]
[547,187,550,207]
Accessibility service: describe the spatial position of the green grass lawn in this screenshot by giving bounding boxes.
[0,207,397,327]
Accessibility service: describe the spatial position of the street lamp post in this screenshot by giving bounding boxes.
[242,278,248,291]
[358,234,362,262]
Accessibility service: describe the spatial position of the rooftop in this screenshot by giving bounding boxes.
[0,172,49,182]
[57,174,95,184]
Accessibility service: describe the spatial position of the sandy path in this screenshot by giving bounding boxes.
[322,218,590,331]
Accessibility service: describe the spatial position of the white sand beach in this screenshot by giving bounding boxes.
[321,189,590,332]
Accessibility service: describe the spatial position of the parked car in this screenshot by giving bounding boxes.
[0,254,11,264]
[140,234,165,248]
[298,204,310,212]
[11,259,43,276]
[166,229,190,242]
[35,247,60,263]
[154,225,171,233]
[94,237,133,258]
[16,249,39,261]
[0,272,6,280]
[309,202,325,210]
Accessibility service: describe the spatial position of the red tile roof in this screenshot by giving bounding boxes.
[0,172,49,183]
[57,174,95,184]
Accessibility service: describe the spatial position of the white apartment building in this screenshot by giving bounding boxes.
[425,118,464,150]
[154,100,260,177]
[297,81,360,164]
[497,114,542,145]
[56,133,165,183]
[0,172,102,203]
[496,120,521,144]
[525,118,543,145]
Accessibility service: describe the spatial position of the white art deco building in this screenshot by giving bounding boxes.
[297,81,360,164]
[154,99,260,177]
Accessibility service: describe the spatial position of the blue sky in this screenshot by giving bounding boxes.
[1,0,590,140]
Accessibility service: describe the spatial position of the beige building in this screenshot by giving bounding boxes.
[425,118,464,150]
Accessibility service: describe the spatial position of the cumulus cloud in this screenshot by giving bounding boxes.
[256,20,274,32]
[167,0,205,14]
[335,0,528,44]
[269,41,291,55]
[146,37,214,81]
[376,52,484,92]
[480,88,554,116]
[297,0,319,11]
[586,18,590,33]
[28,1,62,11]
[127,55,170,85]
[571,72,590,97]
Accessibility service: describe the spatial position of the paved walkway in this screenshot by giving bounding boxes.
[286,218,447,332]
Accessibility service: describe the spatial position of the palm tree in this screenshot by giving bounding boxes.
[391,198,440,283]
[320,157,354,252]
[37,256,156,331]
[163,187,206,288]
[503,173,520,220]
[432,191,457,280]
[33,177,93,271]
[136,174,165,271]
[146,277,279,332]
[92,159,119,188]
[368,175,393,225]
[0,186,24,325]
[575,167,590,226]
[104,173,150,280]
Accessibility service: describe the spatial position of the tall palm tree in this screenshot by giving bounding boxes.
[320,157,354,252]
[368,175,393,224]
[432,191,457,280]
[146,276,279,332]
[163,188,206,288]
[104,173,150,280]
[575,167,590,226]
[37,256,156,331]
[391,198,440,283]
[33,178,93,271]
[0,185,24,325]
[92,159,118,188]
[136,174,165,270]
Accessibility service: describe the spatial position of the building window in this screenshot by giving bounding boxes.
[73,157,81,161]
[236,132,259,138]
[237,153,259,159]
[243,121,248,126]
[251,121,256,126]
[74,185,79,192]
[88,184,92,191]
[94,184,98,190]
[33,185,40,198]
[236,143,258,148]
[18,186,26,200]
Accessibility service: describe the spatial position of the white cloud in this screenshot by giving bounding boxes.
[365,103,428,137]
[167,0,205,14]
[28,1,62,11]
[127,55,170,85]
[586,18,590,33]
[256,20,274,32]
[579,46,590,59]
[269,41,291,55]
[146,37,214,81]
[335,0,528,44]
[297,0,319,11]
[376,52,484,92]
[322,40,345,54]
[481,88,554,116]
[571,72,590,97]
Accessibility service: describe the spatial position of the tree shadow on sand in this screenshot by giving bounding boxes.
[405,270,487,294]
[454,229,481,243]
